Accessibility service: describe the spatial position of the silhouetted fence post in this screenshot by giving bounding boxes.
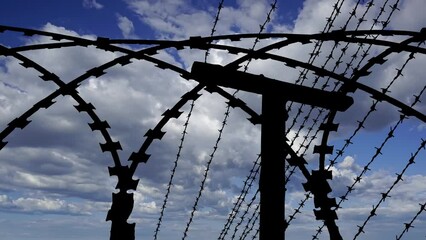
[191,62,353,240]
[259,93,287,240]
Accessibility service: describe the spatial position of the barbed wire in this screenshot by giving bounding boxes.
[218,156,260,239]
[181,99,228,239]
[395,202,426,240]
[284,0,378,228]
[286,0,345,104]
[312,47,424,239]
[285,0,404,231]
[239,202,260,240]
[154,101,195,239]
[286,0,373,147]
[282,0,353,231]
[286,0,359,134]
[353,138,426,239]
[284,0,370,189]
[204,0,225,62]
[213,1,278,238]
[230,189,260,239]
[0,6,424,237]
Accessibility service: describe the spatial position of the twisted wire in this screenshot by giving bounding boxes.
[282,0,348,233]
[298,0,397,149]
[204,0,225,62]
[395,202,426,240]
[230,189,260,239]
[183,1,279,230]
[218,156,260,239]
[242,0,277,72]
[287,0,379,160]
[330,45,415,170]
[154,102,195,239]
[212,2,277,238]
[313,47,423,239]
[284,0,376,227]
[181,95,232,240]
[286,0,358,134]
[240,203,260,240]
[286,0,345,112]
[283,0,358,193]
[353,139,426,239]
[251,226,260,240]
[286,0,373,145]
[285,0,402,230]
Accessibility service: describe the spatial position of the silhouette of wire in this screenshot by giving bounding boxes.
[204,0,225,62]
[395,202,426,240]
[218,156,260,239]
[182,1,278,238]
[154,101,195,239]
[285,0,405,231]
[353,139,426,239]
[1,19,425,239]
[240,204,260,240]
[219,2,278,238]
[313,45,425,239]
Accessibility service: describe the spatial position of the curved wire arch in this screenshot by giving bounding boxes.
[2,29,425,176]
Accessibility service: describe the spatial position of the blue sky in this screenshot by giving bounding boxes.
[0,0,425,239]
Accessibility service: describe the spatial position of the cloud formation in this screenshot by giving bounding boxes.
[117,14,138,38]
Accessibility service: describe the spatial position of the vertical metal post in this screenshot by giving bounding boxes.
[259,93,287,240]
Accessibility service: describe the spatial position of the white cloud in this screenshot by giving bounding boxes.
[117,15,138,38]
[83,0,104,10]
[0,194,95,215]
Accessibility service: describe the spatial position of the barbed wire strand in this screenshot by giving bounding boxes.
[312,51,423,239]
[286,0,371,147]
[158,1,227,237]
[204,0,225,62]
[284,0,403,231]
[284,0,376,228]
[154,102,195,239]
[283,0,360,189]
[353,139,426,239]
[230,189,260,239]
[213,1,278,239]
[240,203,260,240]
[182,2,278,238]
[285,0,345,112]
[218,157,260,239]
[243,1,347,231]
[395,201,426,240]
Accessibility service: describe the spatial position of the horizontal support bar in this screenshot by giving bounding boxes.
[191,62,353,112]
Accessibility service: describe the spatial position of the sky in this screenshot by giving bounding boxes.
[0,0,425,239]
